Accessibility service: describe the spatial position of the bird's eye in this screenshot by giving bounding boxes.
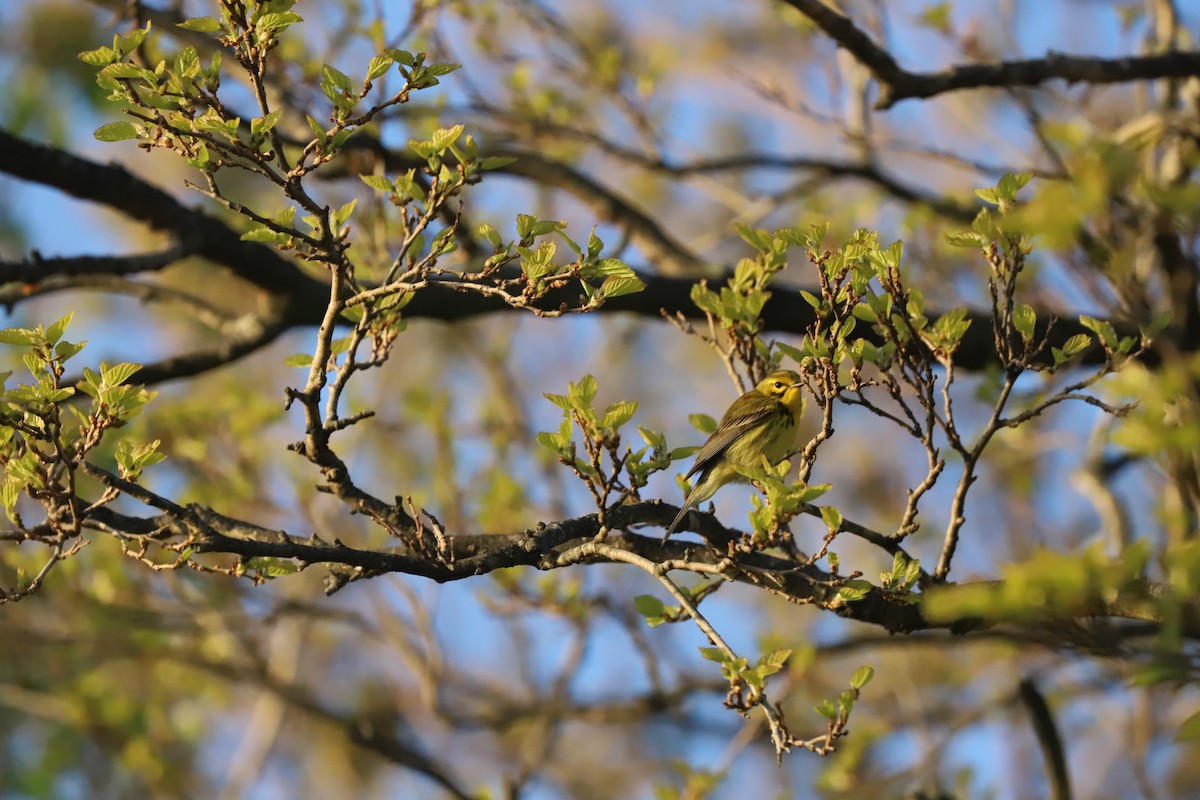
[773,381,785,390]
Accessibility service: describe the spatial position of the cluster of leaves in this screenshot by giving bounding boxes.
[81,3,466,261]
[83,0,649,327]
[0,316,158,601]
[536,374,678,516]
[477,217,644,309]
[700,645,794,704]
[688,223,799,382]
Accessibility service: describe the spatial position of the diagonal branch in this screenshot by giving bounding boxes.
[778,0,1200,108]
[1019,678,1074,800]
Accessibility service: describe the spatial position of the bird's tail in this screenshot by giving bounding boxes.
[662,495,694,540]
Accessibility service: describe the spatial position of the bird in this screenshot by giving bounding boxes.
[663,369,806,539]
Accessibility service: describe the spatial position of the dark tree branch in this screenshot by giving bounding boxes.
[1019,677,1073,800]
[0,128,328,308]
[0,246,184,286]
[778,0,1200,108]
[649,153,977,222]
[0,129,1146,382]
[69,498,1200,648]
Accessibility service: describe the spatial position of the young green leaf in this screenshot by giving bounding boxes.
[94,121,139,142]
[850,664,875,689]
[177,16,223,32]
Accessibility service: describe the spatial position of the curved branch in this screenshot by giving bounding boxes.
[71,497,1200,649]
[778,0,1200,108]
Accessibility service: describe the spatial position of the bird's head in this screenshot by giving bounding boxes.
[755,369,805,415]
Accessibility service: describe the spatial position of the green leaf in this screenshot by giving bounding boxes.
[602,400,638,429]
[244,556,300,577]
[431,124,465,151]
[55,340,86,363]
[835,579,873,604]
[1140,310,1172,340]
[98,62,155,82]
[1079,315,1117,347]
[366,55,393,81]
[688,413,717,434]
[478,223,503,248]
[306,115,328,144]
[0,477,20,522]
[819,505,843,532]
[329,128,356,151]
[284,353,313,367]
[531,219,565,238]
[838,688,857,716]
[814,699,837,720]
[45,313,74,345]
[241,226,286,243]
[1177,709,1200,742]
[759,649,792,670]
[115,439,165,475]
[916,2,953,33]
[257,11,303,33]
[1061,333,1091,357]
[535,430,564,453]
[321,63,350,91]
[479,155,517,170]
[333,198,358,230]
[94,121,139,142]
[569,374,597,406]
[251,109,281,138]
[734,223,771,251]
[975,186,1001,206]
[78,46,119,66]
[0,328,36,347]
[101,361,142,387]
[698,647,728,664]
[513,215,557,242]
[633,594,665,618]
[423,62,461,77]
[799,289,823,311]
[850,664,875,689]
[598,273,645,299]
[385,49,416,66]
[1013,304,1036,341]
[997,172,1034,200]
[360,174,394,192]
[543,392,571,411]
[945,230,987,248]
[177,16,222,32]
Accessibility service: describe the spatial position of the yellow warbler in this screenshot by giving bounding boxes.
[663,369,806,539]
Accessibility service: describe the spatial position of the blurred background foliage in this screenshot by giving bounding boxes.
[1,0,1200,798]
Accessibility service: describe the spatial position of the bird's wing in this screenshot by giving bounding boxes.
[684,403,776,480]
